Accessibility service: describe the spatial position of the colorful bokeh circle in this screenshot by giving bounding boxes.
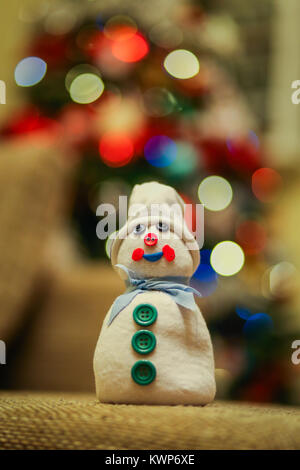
[144,135,177,167]
[99,132,134,167]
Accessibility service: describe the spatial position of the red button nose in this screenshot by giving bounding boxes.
[144,233,158,247]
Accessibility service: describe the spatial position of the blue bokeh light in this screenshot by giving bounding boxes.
[236,307,252,320]
[15,57,47,87]
[191,249,218,297]
[144,135,177,167]
[163,141,197,178]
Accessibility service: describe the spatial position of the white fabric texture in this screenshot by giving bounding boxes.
[94,182,216,405]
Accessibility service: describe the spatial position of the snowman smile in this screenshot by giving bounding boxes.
[132,244,176,262]
[143,251,163,262]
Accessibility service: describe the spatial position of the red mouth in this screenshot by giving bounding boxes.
[132,244,175,262]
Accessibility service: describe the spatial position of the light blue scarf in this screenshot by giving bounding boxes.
[108,264,201,325]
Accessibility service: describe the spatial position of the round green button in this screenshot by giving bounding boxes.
[131,360,156,385]
[133,303,157,327]
[132,330,156,355]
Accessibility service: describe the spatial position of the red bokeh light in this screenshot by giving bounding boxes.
[226,138,261,174]
[99,132,134,167]
[59,105,93,144]
[105,24,137,42]
[1,108,60,139]
[111,32,149,63]
[236,220,267,255]
[252,167,282,202]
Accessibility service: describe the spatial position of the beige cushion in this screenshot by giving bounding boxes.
[0,140,69,342]
[6,263,123,392]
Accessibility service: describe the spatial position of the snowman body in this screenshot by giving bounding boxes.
[94,290,215,405]
[93,181,216,405]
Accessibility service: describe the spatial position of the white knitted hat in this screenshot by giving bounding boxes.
[110,182,200,272]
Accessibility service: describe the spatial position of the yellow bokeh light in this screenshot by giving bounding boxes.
[69,73,105,104]
[198,175,233,211]
[164,49,200,79]
[269,262,296,295]
[211,241,245,276]
[65,64,101,92]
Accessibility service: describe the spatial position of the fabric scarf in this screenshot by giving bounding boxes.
[108,264,201,325]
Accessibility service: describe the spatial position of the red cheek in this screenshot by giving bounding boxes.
[132,248,144,261]
[162,244,175,262]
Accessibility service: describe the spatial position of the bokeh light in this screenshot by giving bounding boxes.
[69,73,104,104]
[19,0,49,23]
[269,262,297,297]
[236,307,273,339]
[15,57,47,87]
[227,130,259,153]
[65,64,101,91]
[198,175,233,211]
[45,8,76,35]
[142,87,177,117]
[163,141,197,178]
[236,307,251,320]
[164,49,200,79]
[99,132,134,167]
[104,15,137,41]
[248,130,260,148]
[111,32,149,63]
[60,105,91,144]
[149,21,183,49]
[211,241,245,276]
[191,249,218,297]
[252,167,282,202]
[235,220,266,255]
[144,135,177,167]
[226,133,261,174]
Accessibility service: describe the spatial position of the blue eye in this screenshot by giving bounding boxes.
[156,222,169,232]
[134,224,146,235]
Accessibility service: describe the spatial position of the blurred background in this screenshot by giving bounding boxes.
[0,0,300,406]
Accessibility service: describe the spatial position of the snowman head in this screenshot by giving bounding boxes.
[110,182,200,279]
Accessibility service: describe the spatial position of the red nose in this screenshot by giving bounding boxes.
[144,232,158,247]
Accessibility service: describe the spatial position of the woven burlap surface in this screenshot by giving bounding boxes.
[0,391,299,450]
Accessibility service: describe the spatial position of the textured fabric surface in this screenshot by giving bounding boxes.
[0,392,300,450]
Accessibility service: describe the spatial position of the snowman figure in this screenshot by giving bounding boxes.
[94,182,216,405]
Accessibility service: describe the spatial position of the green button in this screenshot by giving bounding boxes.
[132,330,156,355]
[133,303,157,327]
[131,360,156,385]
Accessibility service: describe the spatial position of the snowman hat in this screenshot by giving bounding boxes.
[109,182,200,272]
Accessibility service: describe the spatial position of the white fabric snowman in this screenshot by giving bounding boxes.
[94,182,216,405]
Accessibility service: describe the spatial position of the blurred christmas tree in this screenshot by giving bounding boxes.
[1,0,299,404]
